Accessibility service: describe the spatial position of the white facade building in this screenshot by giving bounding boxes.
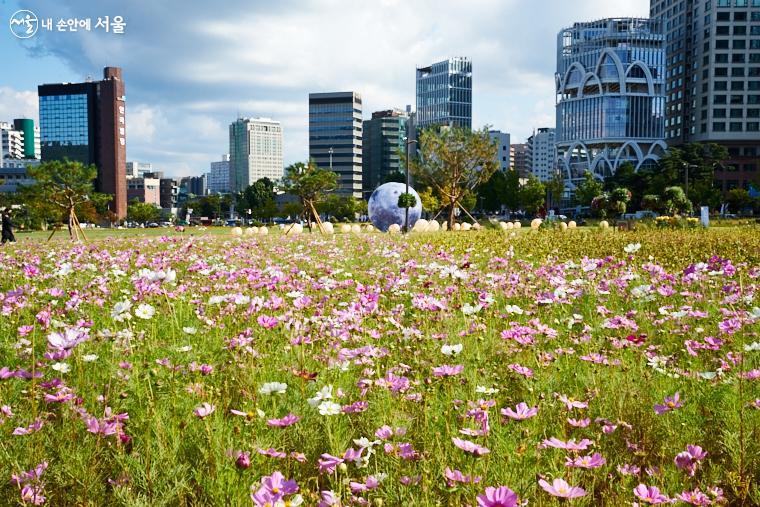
[526,128,556,182]
[229,118,283,192]
[126,161,154,179]
[207,154,231,194]
[488,130,511,172]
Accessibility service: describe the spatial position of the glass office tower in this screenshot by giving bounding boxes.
[38,67,127,218]
[416,57,472,129]
[555,18,667,186]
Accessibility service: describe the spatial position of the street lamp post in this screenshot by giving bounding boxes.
[683,162,698,197]
[328,147,334,171]
[403,137,417,233]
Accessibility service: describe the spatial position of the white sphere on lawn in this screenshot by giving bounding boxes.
[340,224,352,234]
[427,220,440,232]
[351,224,361,233]
[322,222,334,234]
[231,227,243,236]
[599,220,610,229]
[530,218,542,229]
[364,224,375,232]
[259,226,269,235]
[568,221,577,229]
[513,221,522,229]
[413,219,429,232]
[453,223,461,231]
[388,224,401,234]
[559,222,568,231]
[462,222,472,231]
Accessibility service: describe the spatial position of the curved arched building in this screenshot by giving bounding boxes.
[555,18,667,185]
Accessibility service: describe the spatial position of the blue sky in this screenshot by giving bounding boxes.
[1,0,649,177]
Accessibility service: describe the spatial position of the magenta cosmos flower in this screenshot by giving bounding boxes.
[452,437,490,456]
[654,392,682,414]
[633,484,671,504]
[476,486,523,507]
[565,453,606,468]
[266,413,301,427]
[432,364,464,377]
[193,403,216,418]
[540,437,593,451]
[257,315,278,329]
[539,478,586,498]
[501,402,538,421]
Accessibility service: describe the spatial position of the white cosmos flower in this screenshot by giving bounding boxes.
[476,385,499,395]
[624,243,642,254]
[55,263,73,277]
[259,382,288,395]
[505,305,524,315]
[751,307,760,320]
[82,354,98,362]
[744,341,760,352]
[308,385,334,407]
[182,327,197,335]
[111,300,132,321]
[177,345,193,353]
[51,362,71,373]
[286,291,304,299]
[134,304,156,320]
[441,343,463,356]
[318,401,342,416]
[462,303,483,316]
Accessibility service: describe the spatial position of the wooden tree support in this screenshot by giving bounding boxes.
[283,200,326,235]
[47,209,88,242]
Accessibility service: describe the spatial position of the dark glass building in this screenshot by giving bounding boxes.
[38,67,127,218]
[416,57,472,129]
[362,109,409,196]
[308,92,363,198]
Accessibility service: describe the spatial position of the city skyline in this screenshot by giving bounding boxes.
[1,0,649,178]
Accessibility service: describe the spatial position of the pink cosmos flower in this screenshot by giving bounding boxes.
[452,437,490,456]
[318,453,344,474]
[558,394,588,410]
[677,489,712,505]
[267,413,301,427]
[444,467,482,486]
[193,403,215,418]
[633,484,671,504]
[319,490,341,507]
[236,451,251,469]
[654,392,682,414]
[508,363,534,378]
[432,364,464,377]
[565,453,606,468]
[567,418,590,427]
[674,445,707,477]
[540,437,593,451]
[257,315,278,329]
[476,485,522,507]
[501,402,538,421]
[539,478,586,498]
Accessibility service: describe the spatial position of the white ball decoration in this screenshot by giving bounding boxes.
[340,224,352,234]
[513,221,522,229]
[388,224,401,234]
[351,224,361,233]
[259,226,269,235]
[461,222,472,231]
[427,220,440,232]
[231,227,243,236]
[599,220,609,229]
[453,223,462,231]
[322,222,334,234]
[530,218,542,229]
[559,222,568,231]
[413,219,429,232]
[568,221,577,229]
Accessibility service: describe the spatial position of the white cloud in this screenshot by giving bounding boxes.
[0,87,39,124]
[13,0,649,176]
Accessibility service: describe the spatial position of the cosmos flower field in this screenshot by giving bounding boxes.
[1,228,759,506]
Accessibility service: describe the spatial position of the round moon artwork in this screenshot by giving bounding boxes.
[367,182,423,232]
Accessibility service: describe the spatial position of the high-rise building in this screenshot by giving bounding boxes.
[362,109,408,196]
[309,92,363,198]
[489,130,511,172]
[208,154,230,194]
[229,118,283,192]
[416,57,472,129]
[180,175,207,197]
[1,119,40,163]
[38,67,127,218]
[511,143,529,177]
[527,128,557,182]
[651,0,760,192]
[126,161,153,179]
[555,18,667,186]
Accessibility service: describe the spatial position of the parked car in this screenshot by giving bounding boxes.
[147,222,160,228]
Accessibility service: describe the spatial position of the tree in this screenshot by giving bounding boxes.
[317,195,366,222]
[725,188,752,213]
[605,162,649,211]
[546,171,565,209]
[477,169,508,212]
[127,200,160,224]
[410,126,499,229]
[662,186,693,216]
[655,143,726,207]
[575,171,604,207]
[25,159,98,239]
[242,178,277,221]
[503,169,521,212]
[641,194,662,213]
[281,160,338,231]
[418,186,441,218]
[383,170,406,184]
[519,176,546,215]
